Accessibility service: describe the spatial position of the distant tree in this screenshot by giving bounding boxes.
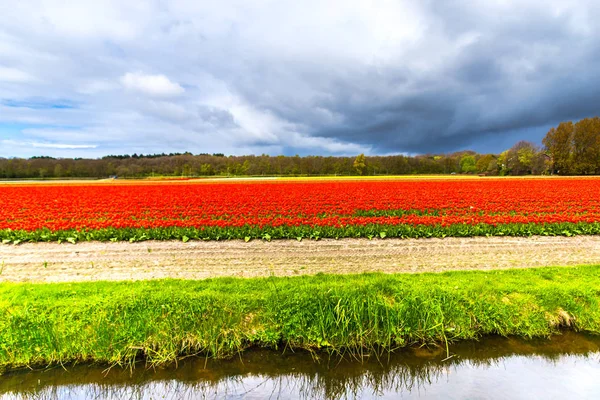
[459,155,477,173]
[241,160,251,175]
[199,163,214,175]
[53,164,63,177]
[486,158,499,175]
[572,117,600,174]
[506,141,539,175]
[353,154,367,175]
[497,151,509,175]
[476,154,495,174]
[11,137,599,179]
[531,152,550,175]
[543,121,574,174]
[106,162,116,176]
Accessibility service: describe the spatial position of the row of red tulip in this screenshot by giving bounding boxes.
[1,178,599,232]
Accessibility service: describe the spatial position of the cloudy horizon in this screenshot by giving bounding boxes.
[1,0,600,159]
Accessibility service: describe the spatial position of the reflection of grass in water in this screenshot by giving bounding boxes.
[3,333,600,400]
[4,355,598,400]
[0,363,449,400]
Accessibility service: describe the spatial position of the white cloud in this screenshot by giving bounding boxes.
[1,0,146,41]
[32,142,97,149]
[1,140,97,149]
[120,72,185,98]
[77,80,120,95]
[0,66,36,83]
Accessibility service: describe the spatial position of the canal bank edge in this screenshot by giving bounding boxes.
[1,264,600,374]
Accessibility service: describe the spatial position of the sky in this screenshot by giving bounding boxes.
[1,0,600,159]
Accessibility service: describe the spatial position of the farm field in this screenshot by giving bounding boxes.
[2,236,600,282]
[1,177,600,243]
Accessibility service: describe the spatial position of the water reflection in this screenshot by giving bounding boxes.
[2,332,600,399]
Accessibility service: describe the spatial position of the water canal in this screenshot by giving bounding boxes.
[2,332,600,399]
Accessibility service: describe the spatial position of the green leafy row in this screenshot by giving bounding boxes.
[1,222,600,244]
[352,208,442,217]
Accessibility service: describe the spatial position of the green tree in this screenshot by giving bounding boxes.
[543,121,574,174]
[572,117,600,174]
[53,164,63,177]
[199,163,214,175]
[459,155,477,173]
[486,158,499,175]
[241,160,251,175]
[476,154,495,174]
[497,151,509,175]
[506,141,539,175]
[353,154,367,175]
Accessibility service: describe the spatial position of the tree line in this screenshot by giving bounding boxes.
[1,117,599,179]
[0,152,481,178]
[543,117,600,175]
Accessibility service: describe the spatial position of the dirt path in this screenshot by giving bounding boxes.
[1,236,599,282]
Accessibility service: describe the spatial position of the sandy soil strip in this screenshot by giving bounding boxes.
[0,236,599,282]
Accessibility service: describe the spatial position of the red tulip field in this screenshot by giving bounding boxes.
[1,178,600,242]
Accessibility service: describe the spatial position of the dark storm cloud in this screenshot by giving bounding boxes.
[222,0,600,154]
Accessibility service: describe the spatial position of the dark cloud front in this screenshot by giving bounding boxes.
[225,1,600,155]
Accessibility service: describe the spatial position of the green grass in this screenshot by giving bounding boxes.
[1,221,600,244]
[1,265,600,374]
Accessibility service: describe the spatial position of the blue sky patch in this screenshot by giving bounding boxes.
[1,98,78,110]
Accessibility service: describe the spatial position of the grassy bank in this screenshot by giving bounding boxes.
[1,265,600,373]
[2,221,600,244]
